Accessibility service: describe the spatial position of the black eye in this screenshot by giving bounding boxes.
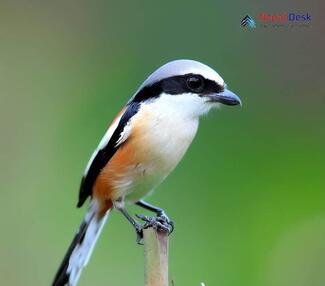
[186,76,204,92]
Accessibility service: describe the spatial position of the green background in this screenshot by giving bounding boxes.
[0,1,324,286]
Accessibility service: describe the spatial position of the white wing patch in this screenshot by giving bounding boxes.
[83,113,124,176]
[115,120,132,147]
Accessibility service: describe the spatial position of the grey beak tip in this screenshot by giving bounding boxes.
[219,89,242,106]
[207,89,242,106]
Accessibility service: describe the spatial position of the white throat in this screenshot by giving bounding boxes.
[147,92,213,119]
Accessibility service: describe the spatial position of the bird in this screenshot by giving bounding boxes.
[52,59,241,286]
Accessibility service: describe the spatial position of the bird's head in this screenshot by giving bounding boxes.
[130,59,241,118]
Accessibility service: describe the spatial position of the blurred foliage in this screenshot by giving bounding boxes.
[0,1,324,286]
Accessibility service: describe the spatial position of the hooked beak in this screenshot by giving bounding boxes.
[207,89,242,106]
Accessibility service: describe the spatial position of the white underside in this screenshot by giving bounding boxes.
[114,93,214,202]
[83,92,216,204]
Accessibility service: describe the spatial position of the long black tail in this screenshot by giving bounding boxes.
[52,201,110,286]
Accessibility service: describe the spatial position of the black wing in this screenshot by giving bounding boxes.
[77,102,140,207]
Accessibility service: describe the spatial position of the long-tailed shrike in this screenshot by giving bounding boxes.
[52,59,241,286]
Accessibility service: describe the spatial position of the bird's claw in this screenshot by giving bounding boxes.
[135,226,144,245]
[156,213,174,234]
[136,214,174,235]
[133,212,174,245]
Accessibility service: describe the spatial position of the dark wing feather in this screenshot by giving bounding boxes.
[77,102,140,207]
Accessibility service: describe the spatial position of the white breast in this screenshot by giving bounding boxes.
[124,93,200,202]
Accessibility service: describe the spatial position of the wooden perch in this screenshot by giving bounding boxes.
[143,227,169,286]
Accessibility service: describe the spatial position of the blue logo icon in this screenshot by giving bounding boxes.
[241,15,256,28]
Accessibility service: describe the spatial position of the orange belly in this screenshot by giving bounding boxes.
[92,104,198,205]
[92,136,137,203]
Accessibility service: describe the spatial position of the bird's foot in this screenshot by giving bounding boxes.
[136,213,174,235]
[156,212,174,234]
[134,224,144,245]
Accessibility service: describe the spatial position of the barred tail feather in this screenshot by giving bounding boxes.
[52,201,110,286]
